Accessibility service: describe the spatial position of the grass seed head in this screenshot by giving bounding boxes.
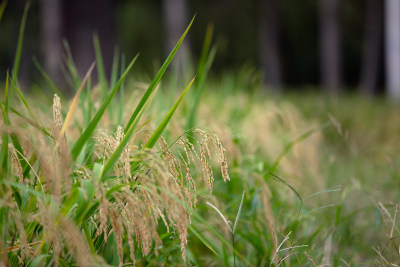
[59,216,95,267]
[9,145,24,184]
[53,94,63,134]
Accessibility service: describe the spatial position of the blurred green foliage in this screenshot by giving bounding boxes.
[0,0,381,88]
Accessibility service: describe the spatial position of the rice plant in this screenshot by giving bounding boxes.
[0,5,232,265]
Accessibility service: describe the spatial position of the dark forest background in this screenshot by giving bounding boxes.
[0,0,390,96]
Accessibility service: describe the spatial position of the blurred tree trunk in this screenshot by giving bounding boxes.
[63,0,115,79]
[40,0,63,85]
[385,0,400,99]
[319,0,341,94]
[360,0,382,96]
[259,0,281,91]
[162,0,191,76]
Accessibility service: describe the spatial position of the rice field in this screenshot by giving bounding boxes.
[1,6,400,267]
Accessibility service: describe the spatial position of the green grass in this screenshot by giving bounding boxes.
[1,5,400,266]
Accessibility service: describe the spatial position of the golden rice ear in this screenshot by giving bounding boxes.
[0,238,8,267]
[9,145,23,184]
[210,132,230,183]
[53,94,63,136]
[115,126,132,181]
[97,189,111,242]
[35,202,62,267]
[52,94,71,180]
[59,216,94,267]
[9,209,33,260]
[108,207,124,266]
[193,129,231,190]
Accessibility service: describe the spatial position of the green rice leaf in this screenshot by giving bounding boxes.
[0,0,7,22]
[93,34,108,99]
[117,54,126,125]
[11,78,39,124]
[22,154,36,178]
[60,186,80,216]
[186,25,216,142]
[8,79,43,176]
[186,46,216,141]
[33,57,61,95]
[7,105,51,138]
[74,180,96,224]
[108,47,120,125]
[11,0,30,81]
[28,254,51,267]
[0,75,10,174]
[124,15,195,134]
[105,183,129,198]
[71,54,139,160]
[63,40,80,88]
[3,181,47,200]
[188,224,219,256]
[143,77,195,149]
[110,47,120,90]
[82,221,96,254]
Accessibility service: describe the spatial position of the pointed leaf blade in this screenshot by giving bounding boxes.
[143,77,195,149]
[124,15,195,133]
[71,54,139,160]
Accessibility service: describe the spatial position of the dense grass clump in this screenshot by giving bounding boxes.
[1,8,232,265]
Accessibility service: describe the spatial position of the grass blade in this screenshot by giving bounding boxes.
[60,62,95,136]
[186,46,216,141]
[186,25,216,142]
[206,201,232,233]
[265,171,302,202]
[108,47,120,125]
[93,34,108,99]
[101,86,157,180]
[110,47,119,90]
[71,54,139,160]
[5,105,51,137]
[143,77,195,149]
[82,221,96,254]
[0,0,7,22]
[117,54,126,125]
[63,40,81,88]
[188,224,219,256]
[124,15,195,134]
[193,213,254,267]
[0,74,10,174]
[10,76,41,128]
[3,181,48,200]
[271,121,331,170]
[11,0,30,81]
[233,191,245,233]
[33,57,62,95]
